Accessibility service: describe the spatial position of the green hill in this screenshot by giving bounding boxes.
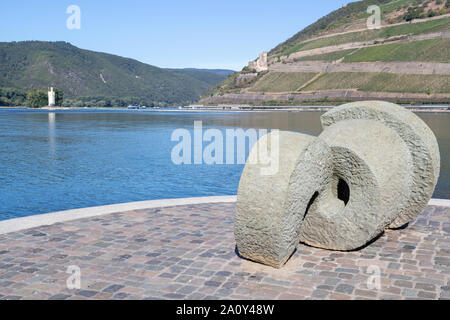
[166,68,235,86]
[201,0,450,105]
[0,41,231,107]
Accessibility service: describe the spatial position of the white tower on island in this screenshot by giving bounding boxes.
[48,87,56,107]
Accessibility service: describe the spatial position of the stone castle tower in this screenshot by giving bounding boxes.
[48,87,55,107]
[248,52,268,72]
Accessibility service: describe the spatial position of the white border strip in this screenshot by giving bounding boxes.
[0,196,447,236]
[428,198,450,207]
[0,196,237,235]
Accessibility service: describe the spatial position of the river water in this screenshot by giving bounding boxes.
[0,108,448,220]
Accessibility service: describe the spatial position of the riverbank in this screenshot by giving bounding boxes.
[0,196,448,300]
[200,91,450,109]
[1,105,449,113]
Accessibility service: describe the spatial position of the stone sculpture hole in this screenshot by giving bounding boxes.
[337,178,350,206]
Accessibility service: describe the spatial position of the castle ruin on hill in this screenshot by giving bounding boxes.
[248,52,268,72]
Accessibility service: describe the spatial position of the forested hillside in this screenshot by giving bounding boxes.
[0,41,232,107]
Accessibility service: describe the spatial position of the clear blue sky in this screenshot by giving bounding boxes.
[0,0,350,70]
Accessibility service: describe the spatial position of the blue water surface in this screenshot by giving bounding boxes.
[0,108,448,220]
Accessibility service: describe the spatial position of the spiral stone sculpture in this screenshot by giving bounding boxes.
[235,101,440,268]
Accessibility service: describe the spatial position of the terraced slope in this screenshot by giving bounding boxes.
[201,0,450,105]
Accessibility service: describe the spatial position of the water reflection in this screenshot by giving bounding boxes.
[48,112,56,157]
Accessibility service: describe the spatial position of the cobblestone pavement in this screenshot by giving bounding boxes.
[0,203,448,300]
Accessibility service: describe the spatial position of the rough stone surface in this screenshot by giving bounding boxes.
[233,100,440,265]
[300,119,412,250]
[235,131,332,268]
[321,101,440,228]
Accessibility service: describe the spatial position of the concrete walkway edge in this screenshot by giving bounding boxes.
[429,198,450,207]
[0,196,237,235]
[0,196,447,235]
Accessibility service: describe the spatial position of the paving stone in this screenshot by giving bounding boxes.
[387,262,401,270]
[177,285,197,295]
[204,281,221,287]
[418,291,436,299]
[112,292,129,299]
[174,275,193,283]
[389,274,413,281]
[303,262,316,268]
[187,292,205,300]
[335,268,359,274]
[316,285,334,291]
[415,283,436,291]
[76,290,98,298]
[164,293,185,299]
[199,271,215,277]
[324,278,341,286]
[402,289,418,297]
[354,289,377,298]
[49,293,71,300]
[183,268,202,276]
[335,284,355,294]
[338,273,353,279]
[380,294,399,300]
[103,284,125,293]
[311,289,329,299]
[159,273,177,279]
[394,280,413,288]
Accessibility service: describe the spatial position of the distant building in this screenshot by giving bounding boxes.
[48,87,55,107]
[248,52,268,72]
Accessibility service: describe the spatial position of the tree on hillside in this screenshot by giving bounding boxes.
[26,90,47,108]
[0,88,27,106]
[404,6,425,21]
[54,88,64,106]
